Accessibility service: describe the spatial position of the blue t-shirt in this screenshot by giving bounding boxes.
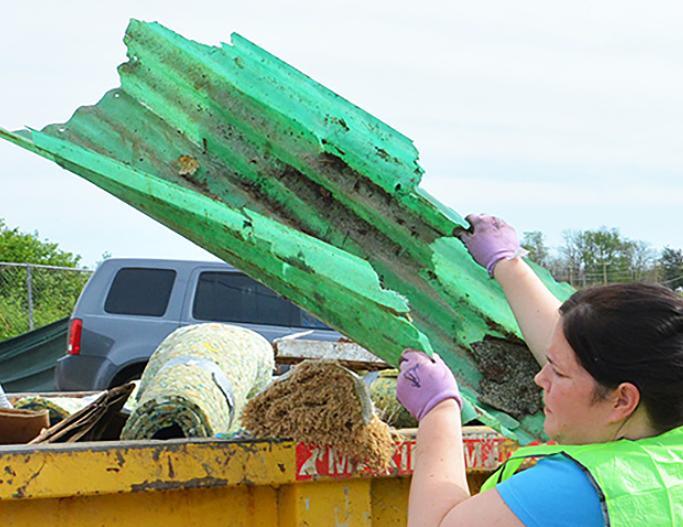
[496,454,605,527]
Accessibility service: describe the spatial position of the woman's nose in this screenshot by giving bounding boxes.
[535,364,549,389]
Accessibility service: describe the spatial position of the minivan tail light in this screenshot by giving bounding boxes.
[68,318,83,355]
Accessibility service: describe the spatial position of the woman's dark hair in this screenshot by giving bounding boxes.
[560,282,683,434]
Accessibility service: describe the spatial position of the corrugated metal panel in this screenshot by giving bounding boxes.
[0,20,574,443]
[0,317,67,392]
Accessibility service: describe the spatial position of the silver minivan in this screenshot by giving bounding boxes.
[54,258,339,391]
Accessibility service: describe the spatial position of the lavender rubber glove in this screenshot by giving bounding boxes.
[396,349,462,421]
[458,214,528,277]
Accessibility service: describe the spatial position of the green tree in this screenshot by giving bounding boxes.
[658,247,683,290]
[580,228,630,284]
[558,227,654,287]
[522,231,550,268]
[0,219,82,267]
[556,230,581,285]
[624,239,656,282]
[0,220,89,341]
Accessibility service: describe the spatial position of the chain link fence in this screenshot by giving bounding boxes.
[549,264,660,289]
[0,263,93,342]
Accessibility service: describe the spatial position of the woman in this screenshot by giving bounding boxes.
[396,214,683,526]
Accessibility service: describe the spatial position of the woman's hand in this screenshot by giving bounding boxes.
[396,349,462,421]
[458,214,528,277]
[458,213,562,366]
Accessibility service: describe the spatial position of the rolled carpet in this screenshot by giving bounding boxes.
[366,369,418,429]
[121,323,274,440]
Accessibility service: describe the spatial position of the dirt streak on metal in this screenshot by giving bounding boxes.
[131,476,228,492]
[12,461,46,499]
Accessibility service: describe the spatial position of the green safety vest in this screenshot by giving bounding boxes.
[481,425,683,526]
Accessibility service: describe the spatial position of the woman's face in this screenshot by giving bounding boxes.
[535,322,617,445]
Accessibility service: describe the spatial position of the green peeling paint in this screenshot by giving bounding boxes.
[1,20,575,444]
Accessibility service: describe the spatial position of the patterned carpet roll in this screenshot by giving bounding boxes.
[367,369,418,429]
[121,323,274,440]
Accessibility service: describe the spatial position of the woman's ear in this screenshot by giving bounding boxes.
[609,382,641,422]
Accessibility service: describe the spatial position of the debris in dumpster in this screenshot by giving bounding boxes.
[15,392,105,426]
[242,360,398,472]
[0,407,49,444]
[29,383,133,443]
[0,381,12,409]
[0,19,577,444]
[274,338,390,371]
[121,324,274,440]
[366,369,418,429]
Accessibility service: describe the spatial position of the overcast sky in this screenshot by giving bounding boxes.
[2,1,683,267]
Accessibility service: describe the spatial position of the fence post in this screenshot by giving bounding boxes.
[0,262,92,340]
[26,264,34,331]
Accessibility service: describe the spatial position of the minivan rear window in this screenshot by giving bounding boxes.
[104,268,177,316]
[193,272,294,326]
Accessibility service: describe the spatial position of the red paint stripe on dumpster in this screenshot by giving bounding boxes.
[295,435,511,481]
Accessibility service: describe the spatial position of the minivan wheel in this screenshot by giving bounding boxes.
[109,363,147,388]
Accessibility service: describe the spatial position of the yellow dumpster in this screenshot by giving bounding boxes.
[0,426,517,527]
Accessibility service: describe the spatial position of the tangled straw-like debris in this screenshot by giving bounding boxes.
[242,360,399,472]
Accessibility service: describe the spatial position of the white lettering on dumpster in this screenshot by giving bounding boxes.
[295,436,509,481]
